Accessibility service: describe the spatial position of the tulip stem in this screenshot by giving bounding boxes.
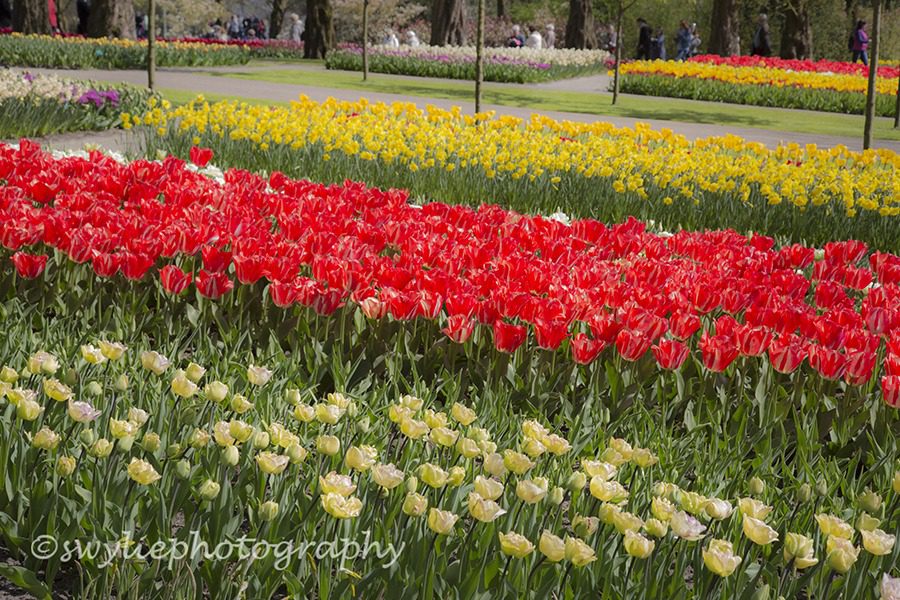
[558,562,574,598]
[525,555,545,590]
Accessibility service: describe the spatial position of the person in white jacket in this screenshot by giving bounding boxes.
[524,25,543,49]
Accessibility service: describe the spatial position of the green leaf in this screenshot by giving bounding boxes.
[0,565,52,600]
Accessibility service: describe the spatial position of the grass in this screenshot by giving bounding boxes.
[207,66,900,142]
[158,87,291,107]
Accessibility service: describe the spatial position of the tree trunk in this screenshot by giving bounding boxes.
[612,9,622,104]
[87,0,135,38]
[475,0,484,112]
[269,0,288,41]
[779,0,812,59]
[564,0,596,49]
[496,0,504,19]
[863,0,880,149]
[708,0,740,56]
[147,0,155,90]
[12,0,50,34]
[362,0,368,80]
[430,0,466,45]
[303,0,334,58]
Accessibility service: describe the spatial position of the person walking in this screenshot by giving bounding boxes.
[288,13,304,41]
[689,22,702,57]
[652,28,666,60]
[750,13,771,56]
[850,20,869,66]
[544,24,556,48]
[525,25,543,49]
[636,18,652,59]
[675,20,691,60]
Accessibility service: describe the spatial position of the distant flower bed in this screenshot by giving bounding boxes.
[0,69,154,138]
[171,37,306,59]
[689,54,900,79]
[326,44,609,83]
[0,33,251,69]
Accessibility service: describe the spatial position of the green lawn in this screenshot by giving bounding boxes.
[159,88,292,107]
[205,67,900,141]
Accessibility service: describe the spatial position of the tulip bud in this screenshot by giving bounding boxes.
[795,483,812,504]
[447,466,466,487]
[198,479,221,500]
[894,471,900,495]
[252,431,270,449]
[56,455,76,477]
[230,394,253,414]
[61,367,77,387]
[816,478,828,497]
[0,365,19,383]
[749,477,765,496]
[259,500,279,521]
[204,381,228,404]
[117,435,135,452]
[346,402,358,418]
[813,248,825,261]
[175,459,191,479]
[858,488,882,513]
[406,476,419,494]
[316,435,341,456]
[222,445,240,466]
[85,381,103,397]
[572,514,599,538]
[750,584,770,600]
[189,428,210,449]
[281,443,304,464]
[857,512,880,532]
[644,518,669,538]
[167,443,183,458]
[548,486,565,505]
[285,388,302,405]
[185,362,206,383]
[115,374,130,392]
[356,416,371,434]
[566,471,587,493]
[89,438,113,458]
[79,428,96,446]
[141,432,160,453]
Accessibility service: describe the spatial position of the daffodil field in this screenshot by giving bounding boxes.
[1,87,900,599]
[617,57,899,117]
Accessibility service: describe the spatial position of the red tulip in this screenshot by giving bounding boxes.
[493,320,527,353]
[442,315,475,343]
[615,329,652,362]
[807,345,847,381]
[887,353,900,377]
[233,254,265,284]
[698,332,738,372]
[652,339,690,370]
[92,253,122,278]
[11,252,47,279]
[669,311,701,340]
[195,270,233,299]
[589,312,622,344]
[844,349,875,386]
[883,375,900,408]
[159,265,192,295]
[202,246,232,273]
[863,306,893,336]
[311,289,344,316]
[570,333,606,365]
[767,334,807,374]
[269,281,298,307]
[417,290,443,320]
[189,146,213,167]
[735,325,773,357]
[121,253,155,281]
[534,319,569,350]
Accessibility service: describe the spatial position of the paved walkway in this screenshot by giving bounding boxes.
[15,65,900,152]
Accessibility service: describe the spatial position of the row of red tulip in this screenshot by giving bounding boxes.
[1,141,898,405]
[689,54,900,79]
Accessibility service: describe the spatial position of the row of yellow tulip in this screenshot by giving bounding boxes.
[130,95,900,250]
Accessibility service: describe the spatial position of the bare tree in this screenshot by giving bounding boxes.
[87,0,136,38]
[708,0,740,56]
[565,0,597,48]
[12,0,50,33]
[430,0,465,45]
[496,0,504,18]
[303,0,335,58]
[609,0,638,104]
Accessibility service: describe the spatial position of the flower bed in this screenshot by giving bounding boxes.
[130,96,900,251]
[0,33,250,69]
[0,69,153,137]
[690,54,900,79]
[0,141,898,598]
[616,59,899,117]
[325,45,609,83]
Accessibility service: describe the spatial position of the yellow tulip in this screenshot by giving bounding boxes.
[498,531,534,559]
[321,493,362,519]
[564,536,597,567]
[402,492,428,517]
[468,492,507,522]
[127,458,161,485]
[539,530,565,562]
[427,508,458,534]
[624,531,655,559]
[703,539,742,577]
[861,529,895,556]
[256,452,289,475]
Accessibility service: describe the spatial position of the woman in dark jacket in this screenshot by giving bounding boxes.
[750,13,771,57]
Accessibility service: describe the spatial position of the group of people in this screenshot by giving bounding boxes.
[381,29,420,47]
[506,24,556,50]
[634,19,701,61]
